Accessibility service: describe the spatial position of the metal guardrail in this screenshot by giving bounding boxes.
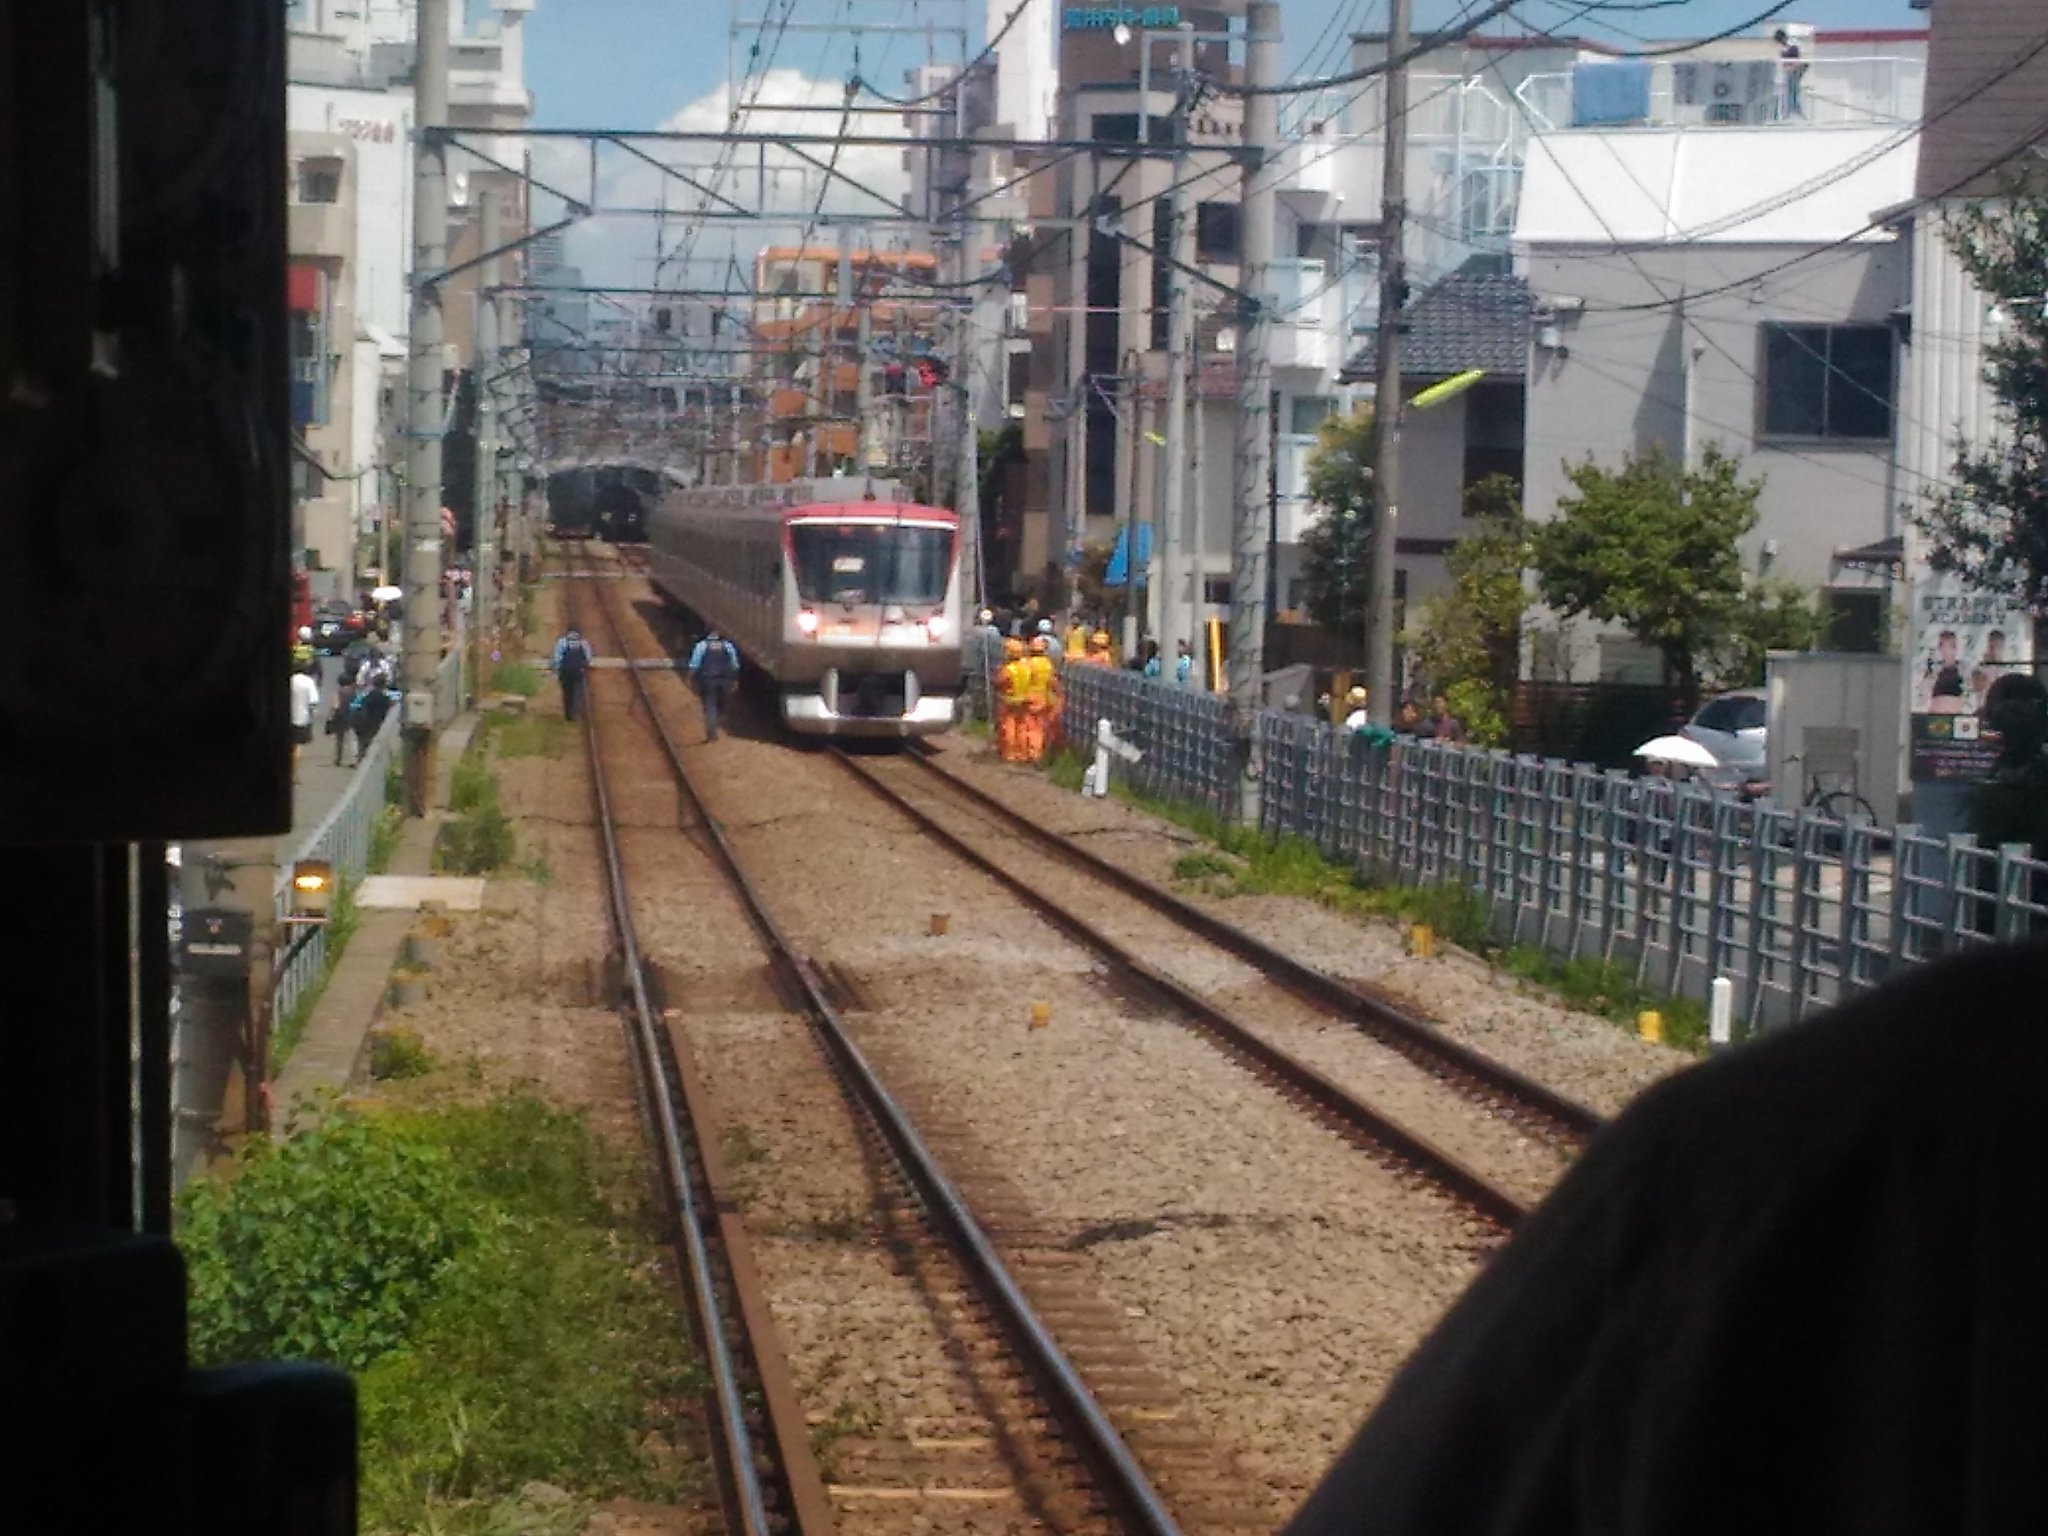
[270,625,466,1028]
[1061,666,2048,1033]
[270,711,402,1026]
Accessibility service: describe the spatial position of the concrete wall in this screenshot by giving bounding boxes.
[1765,651,1905,824]
[1523,238,1906,678]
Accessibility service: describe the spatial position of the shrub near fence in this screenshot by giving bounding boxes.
[1058,665,2048,1035]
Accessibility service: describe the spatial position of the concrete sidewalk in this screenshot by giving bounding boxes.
[271,713,479,1130]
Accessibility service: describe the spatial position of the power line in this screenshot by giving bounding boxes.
[848,0,1035,106]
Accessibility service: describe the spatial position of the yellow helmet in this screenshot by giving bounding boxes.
[1029,635,1049,654]
[1002,637,1025,659]
[1089,629,1112,648]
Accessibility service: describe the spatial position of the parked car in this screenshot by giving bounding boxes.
[310,601,369,655]
[1682,689,1767,780]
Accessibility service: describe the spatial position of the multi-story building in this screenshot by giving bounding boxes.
[288,130,360,598]
[1888,0,2048,831]
[285,0,536,585]
[743,246,945,484]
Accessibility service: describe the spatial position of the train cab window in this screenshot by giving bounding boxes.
[791,525,952,606]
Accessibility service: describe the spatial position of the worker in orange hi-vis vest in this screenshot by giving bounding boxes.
[1021,634,1059,762]
[994,637,1030,761]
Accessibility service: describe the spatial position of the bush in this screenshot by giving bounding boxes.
[179,1096,703,1532]
[370,1027,436,1081]
[178,1110,477,1372]
[449,753,495,814]
[436,803,515,874]
[439,739,515,874]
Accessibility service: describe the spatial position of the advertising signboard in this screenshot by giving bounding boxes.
[1907,579,2033,782]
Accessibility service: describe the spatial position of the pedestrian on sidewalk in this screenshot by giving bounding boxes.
[326,676,356,766]
[351,678,395,764]
[551,626,594,721]
[687,626,741,741]
[288,664,321,782]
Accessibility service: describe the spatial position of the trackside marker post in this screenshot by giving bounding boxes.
[1710,976,1734,1049]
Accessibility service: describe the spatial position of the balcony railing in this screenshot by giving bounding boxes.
[1530,54,1926,131]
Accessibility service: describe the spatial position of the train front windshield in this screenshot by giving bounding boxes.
[791,524,952,606]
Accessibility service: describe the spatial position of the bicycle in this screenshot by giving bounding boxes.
[1785,752,1878,823]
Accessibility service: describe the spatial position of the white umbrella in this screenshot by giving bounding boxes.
[1634,733,1721,769]
[370,584,403,603]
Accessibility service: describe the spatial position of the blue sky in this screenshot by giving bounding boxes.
[523,0,1931,132]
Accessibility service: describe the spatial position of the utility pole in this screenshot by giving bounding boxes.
[949,192,986,606]
[1159,20,1195,660]
[1190,341,1208,682]
[471,188,499,701]
[1066,162,1091,612]
[1230,0,1280,824]
[401,0,449,815]
[1366,0,1410,727]
[1122,361,1144,659]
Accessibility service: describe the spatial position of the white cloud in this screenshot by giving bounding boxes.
[529,69,915,290]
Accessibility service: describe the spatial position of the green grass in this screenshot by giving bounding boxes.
[368,804,406,875]
[438,730,515,875]
[487,660,543,698]
[1107,768,1711,1054]
[370,1027,437,1081]
[492,712,575,760]
[1043,746,1090,791]
[178,1095,706,1533]
[518,855,554,887]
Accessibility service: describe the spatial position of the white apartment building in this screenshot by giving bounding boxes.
[286,0,536,585]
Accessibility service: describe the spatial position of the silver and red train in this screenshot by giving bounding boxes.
[645,477,965,737]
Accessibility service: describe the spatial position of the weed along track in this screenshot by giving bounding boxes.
[835,748,1598,1222]
[568,543,1187,1536]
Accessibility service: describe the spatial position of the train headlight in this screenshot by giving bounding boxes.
[925,615,947,641]
[796,609,820,636]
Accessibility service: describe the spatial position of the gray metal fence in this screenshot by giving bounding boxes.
[271,710,402,1025]
[1061,665,2048,1032]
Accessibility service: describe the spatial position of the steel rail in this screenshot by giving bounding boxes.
[564,564,830,1536]
[908,743,1606,1145]
[581,575,1186,1536]
[834,750,1532,1230]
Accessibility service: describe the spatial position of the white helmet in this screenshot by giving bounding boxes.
[1036,618,1054,634]
[298,626,313,641]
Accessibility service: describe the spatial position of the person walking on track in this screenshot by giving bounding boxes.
[687,625,741,741]
[1021,633,1059,763]
[551,626,594,722]
[994,636,1029,761]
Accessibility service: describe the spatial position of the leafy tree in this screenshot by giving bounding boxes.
[1299,404,1377,634]
[1403,475,1530,745]
[1708,578,1825,690]
[1531,444,1763,708]
[1915,192,2048,610]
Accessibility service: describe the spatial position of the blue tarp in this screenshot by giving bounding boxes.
[1103,523,1153,587]
[1569,60,1652,127]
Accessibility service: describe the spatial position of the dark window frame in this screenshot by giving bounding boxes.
[1759,322,1895,442]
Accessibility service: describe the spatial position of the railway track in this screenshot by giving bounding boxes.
[832,747,1611,1228]
[566,547,1206,1536]
[563,558,835,1536]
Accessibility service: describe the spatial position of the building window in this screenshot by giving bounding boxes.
[1196,202,1241,262]
[296,159,342,204]
[1289,395,1336,435]
[1761,324,1893,440]
[1823,590,1883,653]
